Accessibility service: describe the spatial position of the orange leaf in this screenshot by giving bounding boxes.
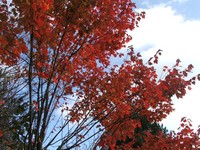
[37,62,43,68]
[53,77,58,83]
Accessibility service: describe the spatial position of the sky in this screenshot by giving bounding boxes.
[128,0,200,131]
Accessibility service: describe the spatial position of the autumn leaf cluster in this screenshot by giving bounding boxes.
[0,0,200,149]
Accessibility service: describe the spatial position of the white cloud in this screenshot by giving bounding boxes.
[129,5,200,131]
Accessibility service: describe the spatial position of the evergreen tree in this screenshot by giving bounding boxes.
[0,66,27,149]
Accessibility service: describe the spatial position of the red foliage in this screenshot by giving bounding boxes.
[136,118,200,150]
[0,0,199,149]
[97,50,200,149]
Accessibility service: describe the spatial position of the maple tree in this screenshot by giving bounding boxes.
[0,0,200,150]
[97,49,200,150]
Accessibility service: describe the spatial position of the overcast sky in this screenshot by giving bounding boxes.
[129,0,200,131]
